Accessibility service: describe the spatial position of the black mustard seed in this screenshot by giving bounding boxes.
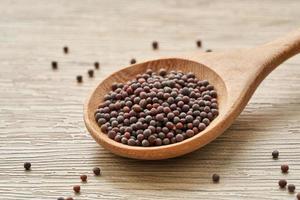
[93,167,101,176]
[288,184,296,193]
[130,59,136,64]
[281,164,289,173]
[152,41,159,50]
[272,150,279,159]
[73,185,80,193]
[278,179,287,188]
[95,69,219,147]
[51,61,58,70]
[76,75,83,83]
[80,175,87,182]
[24,162,31,170]
[94,62,100,69]
[196,40,202,48]
[63,46,69,54]
[88,69,94,77]
[212,173,220,183]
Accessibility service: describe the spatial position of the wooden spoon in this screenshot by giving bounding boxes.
[84,29,300,160]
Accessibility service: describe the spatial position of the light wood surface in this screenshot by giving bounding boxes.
[1,0,300,199]
[85,30,300,160]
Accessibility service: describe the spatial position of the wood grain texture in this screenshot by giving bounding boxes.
[1,0,300,199]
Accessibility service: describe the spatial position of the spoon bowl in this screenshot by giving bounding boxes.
[84,58,228,159]
[84,29,300,160]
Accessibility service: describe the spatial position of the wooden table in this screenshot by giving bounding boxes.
[1,0,300,199]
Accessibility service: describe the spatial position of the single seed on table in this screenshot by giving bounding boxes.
[57,197,64,200]
[272,150,279,159]
[51,61,58,70]
[80,175,87,182]
[152,41,159,50]
[196,40,202,48]
[281,164,289,173]
[212,173,220,183]
[206,49,212,52]
[63,46,69,54]
[278,179,287,188]
[94,62,100,69]
[24,162,31,171]
[76,75,83,83]
[88,69,94,77]
[130,58,136,64]
[66,198,73,200]
[288,184,296,193]
[93,167,101,176]
[73,185,80,193]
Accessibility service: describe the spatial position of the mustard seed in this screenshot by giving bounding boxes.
[152,41,159,50]
[76,75,82,83]
[51,61,58,70]
[57,197,64,200]
[212,174,220,183]
[281,164,289,173]
[288,184,295,193]
[272,150,279,159]
[66,198,73,200]
[88,69,94,77]
[278,179,287,188]
[73,185,80,193]
[80,175,87,182]
[63,46,69,54]
[130,58,136,64]
[95,69,219,147]
[93,167,101,176]
[94,62,100,69]
[24,162,31,170]
[196,40,202,48]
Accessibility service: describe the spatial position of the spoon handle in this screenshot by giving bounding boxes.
[254,28,300,75]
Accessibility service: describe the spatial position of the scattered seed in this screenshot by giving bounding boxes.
[57,198,64,200]
[66,198,73,200]
[297,193,300,200]
[130,58,136,64]
[278,179,287,188]
[272,150,279,159]
[51,61,58,70]
[73,185,80,193]
[93,167,101,176]
[152,41,158,50]
[94,62,100,69]
[288,184,296,193]
[24,162,31,171]
[212,174,220,183]
[80,175,87,182]
[206,49,212,52]
[196,40,202,48]
[63,46,69,54]
[88,69,94,77]
[76,75,83,83]
[281,164,289,173]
